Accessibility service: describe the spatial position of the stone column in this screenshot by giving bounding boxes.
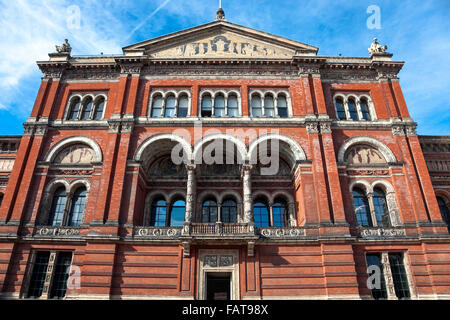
[242,164,253,224]
[185,164,196,224]
[367,192,378,227]
[381,252,397,300]
[288,202,297,227]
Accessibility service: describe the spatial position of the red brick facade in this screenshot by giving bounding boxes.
[0,17,449,300]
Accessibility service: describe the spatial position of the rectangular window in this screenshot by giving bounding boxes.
[27,251,73,299]
[388,253,411,299]
[49,252,73,299]
[27,252,50,298]
[365,253,388,300]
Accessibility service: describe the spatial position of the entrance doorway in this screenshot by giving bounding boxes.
[206,272,231,300]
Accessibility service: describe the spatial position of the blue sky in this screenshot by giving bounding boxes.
[0,0,449,135]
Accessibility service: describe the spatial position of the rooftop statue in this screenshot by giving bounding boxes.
[368,38,387,55]
[55,39,72,54]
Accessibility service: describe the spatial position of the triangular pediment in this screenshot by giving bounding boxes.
[123,20,318,59]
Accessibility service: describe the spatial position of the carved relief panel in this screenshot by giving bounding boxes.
[345,145,386,165]
[53,144,95,164]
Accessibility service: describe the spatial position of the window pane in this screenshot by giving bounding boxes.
[366,253,388,300]
[273,201,288,227]
[360,99,371,121]
[214,95,225,117]
[353,188,372,226]
[68,100,81,120]
[178,96,189,117]
[201,95,212,117]
[150,199,167,226]
[164,96,176,117]
[373,188,390,227]
[222,199,237,223]
[335,98,346,120]
[49,252,72,299]
[80,99,93,120]
[202,200,218,223]
[254,201,269,227]
[388,253,411,299]
[277,95,288,118]
[227,95,239,117]
[0,193,3,207]
[170,200,185,227]
[93,99,105,120]
[48,187,67,226]
[67,187,86,227]
[251,96,262,117]
[264,95,275,117]
[348,99,358,121]
[151,96,163,117]
[27,252,50,298]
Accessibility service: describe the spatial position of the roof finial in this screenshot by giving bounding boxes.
[216,0,225,21]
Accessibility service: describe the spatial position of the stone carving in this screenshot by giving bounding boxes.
[392,125,405,137]
[134,227,181,238]
[54,144,95,164]
[426,160,450,172]
[216,7,225,21]
[258,227,305,238]
[220,256,233,267]
[0,159,14,172]
[120,64,142,75]
[150,33,293,59]
[347,170,389,176]
[55,169,94,176]
[368,38,387,55]
[345,145,386,164]
[405,125,417,137]
[306,122,319,134]
[35,226,81,237]
[205,255,218,267]
[359,227,406,237]
[319,122,332,134]
[242,165,253,223]
[55,39,72,54]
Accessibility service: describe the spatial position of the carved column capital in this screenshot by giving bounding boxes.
[319,121,332,134]
[392,125,406,137]
[306,122,319,134]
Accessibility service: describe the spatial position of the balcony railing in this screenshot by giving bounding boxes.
[190,223,252,236]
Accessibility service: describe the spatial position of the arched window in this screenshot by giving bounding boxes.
[335,97,346,120]
[93,97,105,120]
[67,187,86,226]
[348,98,358,121]
[227,94,239,117]
[264,94,275,117]
[202,199,218,223]
[68,98,81,120]
[221,199,237,223]
[214,94,226,117]
[373,188,390,227]
[251,94,262,118]
[164,95,176,118]
[80,98,93,120]
[169,199,185,227]
[352,188,372,227]
[150,198,167,226]
[254,198,270,227]
[201,94,213,117]
[178,94,189,117]
[437,197,450,232]
[273,198,288,227]
[360,98,371,121]
[151,95,163,117]
[48,187,67,226]
[277,94,288,118]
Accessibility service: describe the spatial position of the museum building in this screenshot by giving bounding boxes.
[0,9,449,300]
